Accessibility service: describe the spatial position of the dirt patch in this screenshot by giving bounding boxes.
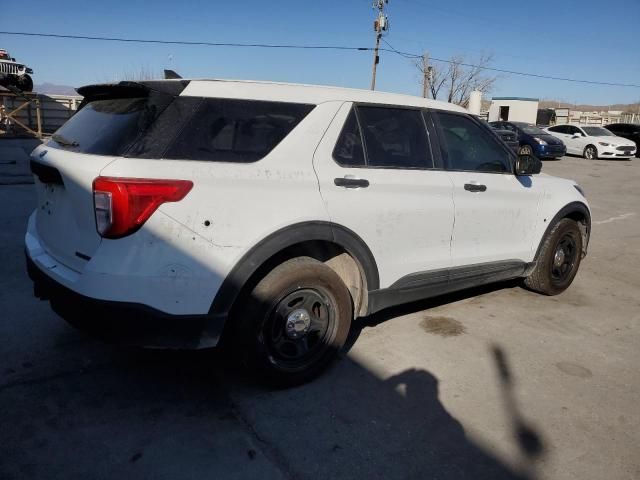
[420,316,466,337]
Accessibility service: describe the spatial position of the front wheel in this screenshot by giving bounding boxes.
[15,74,33,92]
[583,145,598,160]
[524,218,583,295]
[233,257,352,387]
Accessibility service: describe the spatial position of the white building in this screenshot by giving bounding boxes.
[488,97,539,124]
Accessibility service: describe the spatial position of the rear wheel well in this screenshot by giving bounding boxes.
[235,240,368,319]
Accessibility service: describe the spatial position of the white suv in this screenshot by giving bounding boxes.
[25,79,590,385]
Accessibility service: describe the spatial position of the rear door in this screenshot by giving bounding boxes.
[431,110,543,266]
[313,103,454,288]
[548,125,574,153]
[31,92,169,271]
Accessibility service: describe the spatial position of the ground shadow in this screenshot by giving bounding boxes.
[2,185,544,479]
[1,344,543,479]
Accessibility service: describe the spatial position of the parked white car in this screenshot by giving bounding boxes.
[25,79,591,385]
[545,123,636,159]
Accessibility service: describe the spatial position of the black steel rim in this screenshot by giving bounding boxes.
[550,233,578,284]
[262,288,335,370]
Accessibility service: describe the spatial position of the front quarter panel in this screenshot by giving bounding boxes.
[530,175,590,259]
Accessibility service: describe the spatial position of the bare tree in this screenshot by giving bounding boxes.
[416,52,497,107]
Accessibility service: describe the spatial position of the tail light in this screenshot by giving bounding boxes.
[92,177,193,239]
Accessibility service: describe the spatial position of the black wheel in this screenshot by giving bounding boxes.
[525,218,583,295]
[16,74,33,92]
[519,144,533,155]
[233,257,352,386]
[583,145,597,160]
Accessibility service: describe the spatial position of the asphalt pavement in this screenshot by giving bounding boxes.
[1,155,639,480]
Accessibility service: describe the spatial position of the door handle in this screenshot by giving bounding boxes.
[464,183,487,192]
[334,177,370,189]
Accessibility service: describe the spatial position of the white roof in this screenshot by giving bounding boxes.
[181,78,467,113]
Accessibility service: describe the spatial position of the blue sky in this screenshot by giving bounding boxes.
[2,0,639,105]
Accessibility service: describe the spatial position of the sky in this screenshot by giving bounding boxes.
[2,0,639,105]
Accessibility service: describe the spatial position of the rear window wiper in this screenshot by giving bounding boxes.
[52,133,80,147]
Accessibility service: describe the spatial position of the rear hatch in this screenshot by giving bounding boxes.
[31,81,188,271]
[32,148,115,271]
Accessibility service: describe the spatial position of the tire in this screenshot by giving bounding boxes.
[524,218,583,295]
[233,257,352,387]
[519,144,533,155]
[583,145,598,160]
[16,74,33,92]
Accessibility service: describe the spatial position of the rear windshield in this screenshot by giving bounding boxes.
[49,97,162,156]
[49,95,315,162]
[513,123,546,135]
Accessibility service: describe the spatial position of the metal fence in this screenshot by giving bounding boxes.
[0,91,80,137]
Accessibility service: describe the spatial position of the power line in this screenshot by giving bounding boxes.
[381,39,640,88]
[0,30,370,52]
[1,30,639,89]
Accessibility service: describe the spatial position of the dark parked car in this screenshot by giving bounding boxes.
[604,123,640,157]
[491,121,566,159]
[481,119,519,152]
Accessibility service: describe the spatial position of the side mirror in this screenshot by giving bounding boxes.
[514,154,542,176]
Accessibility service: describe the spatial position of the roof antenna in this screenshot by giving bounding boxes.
[164,69,182,79]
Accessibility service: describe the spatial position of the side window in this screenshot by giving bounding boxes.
[165,99,314,162]
[357,106,433,169]
[333,109,365,167]
[568,126,581,135]
[550,125,567,134]
[436,112,511,173]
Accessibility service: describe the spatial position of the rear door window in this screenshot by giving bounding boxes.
[333,109,365,167]
[165,99,314,162]
[548,125,565,134]
[358,106,433,169]
[333,106,433,169]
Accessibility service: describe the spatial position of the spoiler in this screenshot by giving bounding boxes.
[76,80,190,102]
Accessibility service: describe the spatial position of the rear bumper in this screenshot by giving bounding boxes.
[26,252,225,349]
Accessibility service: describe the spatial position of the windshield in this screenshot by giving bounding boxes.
[513,123,546,135]
[582,126,614,137]
[49,97,160,155]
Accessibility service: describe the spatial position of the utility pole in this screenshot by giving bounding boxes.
[370,0,389,90]
[421,53,430,98]
[420,52,437,99]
